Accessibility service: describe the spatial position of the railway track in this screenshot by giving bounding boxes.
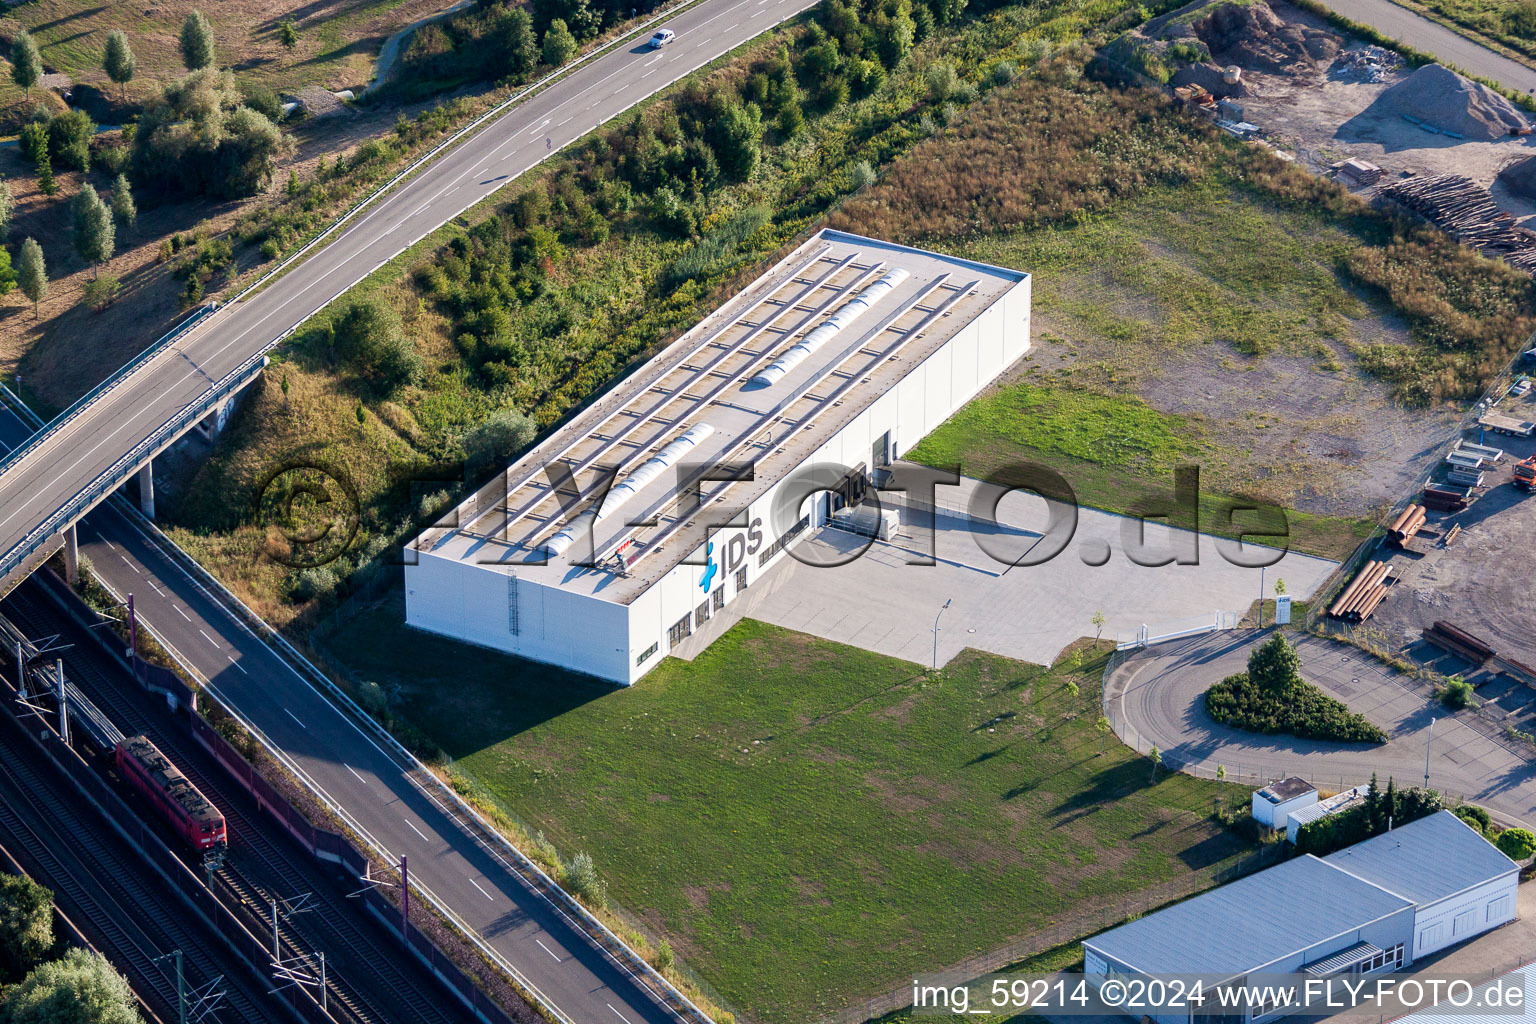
[0,711,288,1024]
[1,578,480,1024]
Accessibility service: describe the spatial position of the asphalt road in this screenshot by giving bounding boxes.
[1314,0,1536,93]
[0,0,817,588]
[1106,629,1536,827]
[0,395,681,1013]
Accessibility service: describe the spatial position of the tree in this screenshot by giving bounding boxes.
[1454,803,1492,836]
[355,402,366,429]
[10,31,41,99]
[0,250,16,297]
[0,181,12,242]
[132,71,290,198]
[103,30,136,100]
[500,9,538,80]
[279,20,299,50]
[1091,610,1106,641]
[48,110,95,172]
[180,11,216,70]
[0,874,52,979]
[280,372,290,407]
[109,175,135,227]
[1095,715,1110,756]
[1216,764,1227,782]
[1247,633,1302,695]
[72,186,115,278]
[34,152,57,199]
[928,0,966,25]
[2,948,141,1024]
[18,239,46,318]
[1148,745,1161,782]
[464,408,536,471]
[1496,827,1536,861]
[871,0,916,69]
[541,19,578,67]
[1274,578,1287,596]
[710,101,763,180]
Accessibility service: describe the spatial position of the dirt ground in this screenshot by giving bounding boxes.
[1014,304,1462,520]
[1361,390,1536,674]
[1234,3,1536,219]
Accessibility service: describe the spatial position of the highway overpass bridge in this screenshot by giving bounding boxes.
[0,0,815,600]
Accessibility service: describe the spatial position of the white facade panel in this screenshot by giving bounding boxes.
[1413,873,1518,957]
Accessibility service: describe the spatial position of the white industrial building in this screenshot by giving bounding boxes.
[405,230,1032,683]
[1252,777,1317,830]
[1083,811,1519,1023]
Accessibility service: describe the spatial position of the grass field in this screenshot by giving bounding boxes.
[329,604,1254,1023]
[0,0,439,105]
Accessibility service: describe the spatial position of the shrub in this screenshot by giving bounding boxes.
[463,408,536,471]
[2,948,139,1024]
[290,566,338,601]
[1437,676,1476,709]
[331,299,422,393]
[47,110,95,171]
[1454,803,1493,835]
[1296,779,1440,854]
[1206,672,1384,742]
[1496,827,1536,861]
[82,275,121,311]
[132,69,291,198]
[850,159,877,189]
[561,851,608,908]
[0,873,53,979]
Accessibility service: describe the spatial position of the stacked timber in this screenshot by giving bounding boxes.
[1328,560,1394,621]
[1386,504,1426,545]
[1422,485,1472,513]
[1423,620,1495,665]
[1378,175,1536,273]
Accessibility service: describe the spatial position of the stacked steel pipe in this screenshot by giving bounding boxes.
[1327,560,1394,621]
[1423,620,1495,665]
[1386,503,1427,546]
[1422,485,1471,513]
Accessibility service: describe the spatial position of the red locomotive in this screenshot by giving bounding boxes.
[115,735,227,853]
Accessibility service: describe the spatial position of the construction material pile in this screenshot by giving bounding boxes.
[1374,63,1530,140]
[1422,484,1472,513]
[1423,620,1494,665]
[1497,154,1536,201]
[1330,45,1399,83]
[1192,1,1340,74]
[1328,560,1394,621]
[1386,503,1426,546]
[1378,174,1536,273]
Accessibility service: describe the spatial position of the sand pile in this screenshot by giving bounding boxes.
[1497,155,1536,199]
[1375,64,1528,140]
[1192,2,1340,74]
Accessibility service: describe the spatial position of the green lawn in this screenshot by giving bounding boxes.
[332,602,1253,1023]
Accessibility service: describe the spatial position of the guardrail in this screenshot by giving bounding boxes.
[0,303,217,482]
[114,503,717,1024]
[0,350,267,588]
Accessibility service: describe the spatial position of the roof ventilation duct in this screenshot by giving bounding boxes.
[745,269,909,390]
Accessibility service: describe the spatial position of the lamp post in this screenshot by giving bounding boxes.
[1258,566,1266,628]
[1425,717,1434,789]
[932,598,952,671]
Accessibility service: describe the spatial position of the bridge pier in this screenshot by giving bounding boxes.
[137,463,155,519]
[63,526,78,585]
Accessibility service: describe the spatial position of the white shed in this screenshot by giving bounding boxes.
[1287,785,1368,844]
[1253,777,1318,829]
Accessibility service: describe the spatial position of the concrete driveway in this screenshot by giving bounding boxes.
[1107,630,1536,826]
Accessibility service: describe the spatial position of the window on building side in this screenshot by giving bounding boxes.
[667,615,691,647]
[712,587,724,611]
[736,567,748,593]
[696,601,710,628]
[636,642,659,666]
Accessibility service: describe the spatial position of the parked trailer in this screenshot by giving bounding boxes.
[1478,412,1536,437]
[1456,440,1505,464]
[115,735,227,853]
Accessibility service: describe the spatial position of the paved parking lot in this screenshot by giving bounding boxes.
[709,483,1336,669]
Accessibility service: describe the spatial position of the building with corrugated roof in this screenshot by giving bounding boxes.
[405,230,1031,683]
[1082,811,1518,1023]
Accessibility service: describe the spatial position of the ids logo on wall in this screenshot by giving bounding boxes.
[699,542,717,591]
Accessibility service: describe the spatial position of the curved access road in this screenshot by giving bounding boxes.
[1313,0,1536,93]
[0,0,815,592]
[1106,629,1536,826]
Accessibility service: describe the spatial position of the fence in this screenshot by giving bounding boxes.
[819,844,1288,1024]
[1116,611,1238,651]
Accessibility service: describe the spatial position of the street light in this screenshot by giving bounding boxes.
[932,598,952,671]
[1258,566,1266,628]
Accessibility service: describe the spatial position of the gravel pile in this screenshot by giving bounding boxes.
[1375,63,1529,140]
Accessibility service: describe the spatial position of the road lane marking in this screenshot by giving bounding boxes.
[346,763,368,783]
[536,938,562,962]
[148,580,162,596]
[608,1004,635,1024]
[405,818,430,841]
[469,878,494,900]
[199,628,220,648]
[557,116,573,126]
[120,555,140,574]
[284,707,306,728]
[173,605,191,620]
[227,655,247,674]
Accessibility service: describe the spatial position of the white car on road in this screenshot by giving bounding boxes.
[649,28,676,47]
